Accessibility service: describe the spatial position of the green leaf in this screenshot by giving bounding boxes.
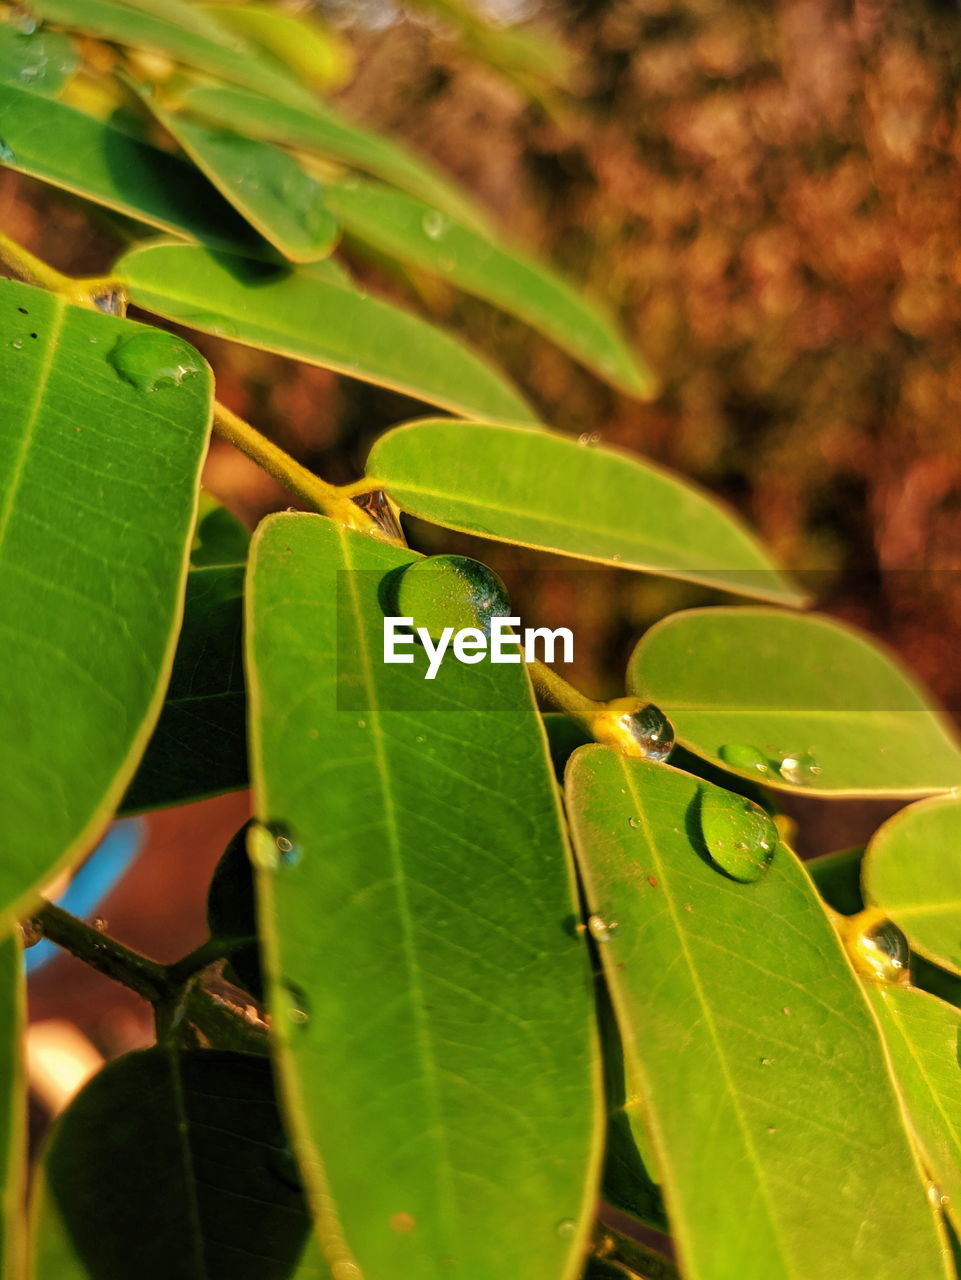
[367,421,803,603]
[198,4,354,91]
[29,0,315,108]
[866,984,961,1233]
[806,847,865,916]
[0,936,25,1280]
[120,562,247,814]
[131,87,340,263]
[628,607,961,796]
[326,177,657,398]
[566,746,948,1280]
[174,82,493,232]
[0,82,260,251]
[0,22,77,96]
[0,281,212,920]
[863,796,961,974]
[116,243,537,424]
[190,496,249,568]
[246,513,599,1280]
[31,1048,330,1278]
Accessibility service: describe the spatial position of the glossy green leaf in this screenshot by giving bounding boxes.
[199,5,354,91]
[629,607,961,796]
[0,936,25,1280]
[116,243,537,424]
[326,177,657,397]
[367,421,803,602]
[863,796,961,974]
[0,82,260,251]
[246,513,599,1280]
[866,984,961,1233]
[175,82,492,232]
[120,562,247,814]
[0,22,77,95]
[566,746,948,1280]
[31,1048,330,1278]
[190,496,250,569]
[0,280,212,920]
[806,847,865,916]
[29,0,315,108]
[133,89,339,263]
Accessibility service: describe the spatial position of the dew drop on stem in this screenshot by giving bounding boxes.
[841,908,910,985]
[592,697,675,762]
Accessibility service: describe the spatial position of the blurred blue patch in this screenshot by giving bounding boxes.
[25,819,146,975]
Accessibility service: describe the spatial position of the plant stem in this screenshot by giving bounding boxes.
[593,1224,680,1280]
[212,402,379,533]
[32,902,170,1003]
[165,934,253,987]
[0,229,74,294]
[529,659,602,730]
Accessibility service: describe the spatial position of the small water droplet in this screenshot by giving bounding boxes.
[352,488,404,540]
[92,288,126,317]
[843,908,910,985]
[415,734,426,744]
[422,209,448,240]
[554,1218,577,1239]
[593,698,675,762]
[18,917,42,948]
[927,1182,949,1210]
[719,743,776,778]
[357,719,367,729]
[777,751,822,785]
[266,1143,302,1191]
[577,431,601,447]
[759,1056,773,1066]
[249,820,301,870]
[396,554,510,639]
[698,788,778,882]
[10,339,22,350]
[628,816,641,829]
[107,330,202,392]
[9,7,37,33]
[587,914,618,943]
[281,981,311,1027]
[0,138,15,163]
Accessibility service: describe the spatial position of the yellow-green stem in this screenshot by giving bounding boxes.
[212,402,378,532]
[529,660,603,730]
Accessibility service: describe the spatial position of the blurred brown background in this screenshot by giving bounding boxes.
[4,0,960,1097]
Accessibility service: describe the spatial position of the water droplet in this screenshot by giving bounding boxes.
[92,288,126,317]
[9,7,37,33]
[266,1143,302,1191]
[107,330,202,392]
[554,1218,577,1239]
[10,339,22,350]
[719,743,776,778]
[18,917,42,948]
[592,697,675,762]
[281,981,311,1027]
[396,554,510,639]
[698,788,778,882]
[390,1212,416,1233]
[356,719,367,729]
[415,734,426,744]
[628,816,641,829]
[352,488,404,540]
[759,1056,773,1066]
[577,431,601,447]
[0,138,14,163]
[777,751,822,785]
[842,908,910,985]
[587,914,618,943]
[927,1182,949,1210]
[249,820,301,870]
[422,209,448,240]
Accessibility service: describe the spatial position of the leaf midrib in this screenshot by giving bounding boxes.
[617,755,796,1278]
[337,525,459,1262]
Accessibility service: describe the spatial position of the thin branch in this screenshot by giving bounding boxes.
[32,902,170,1003]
